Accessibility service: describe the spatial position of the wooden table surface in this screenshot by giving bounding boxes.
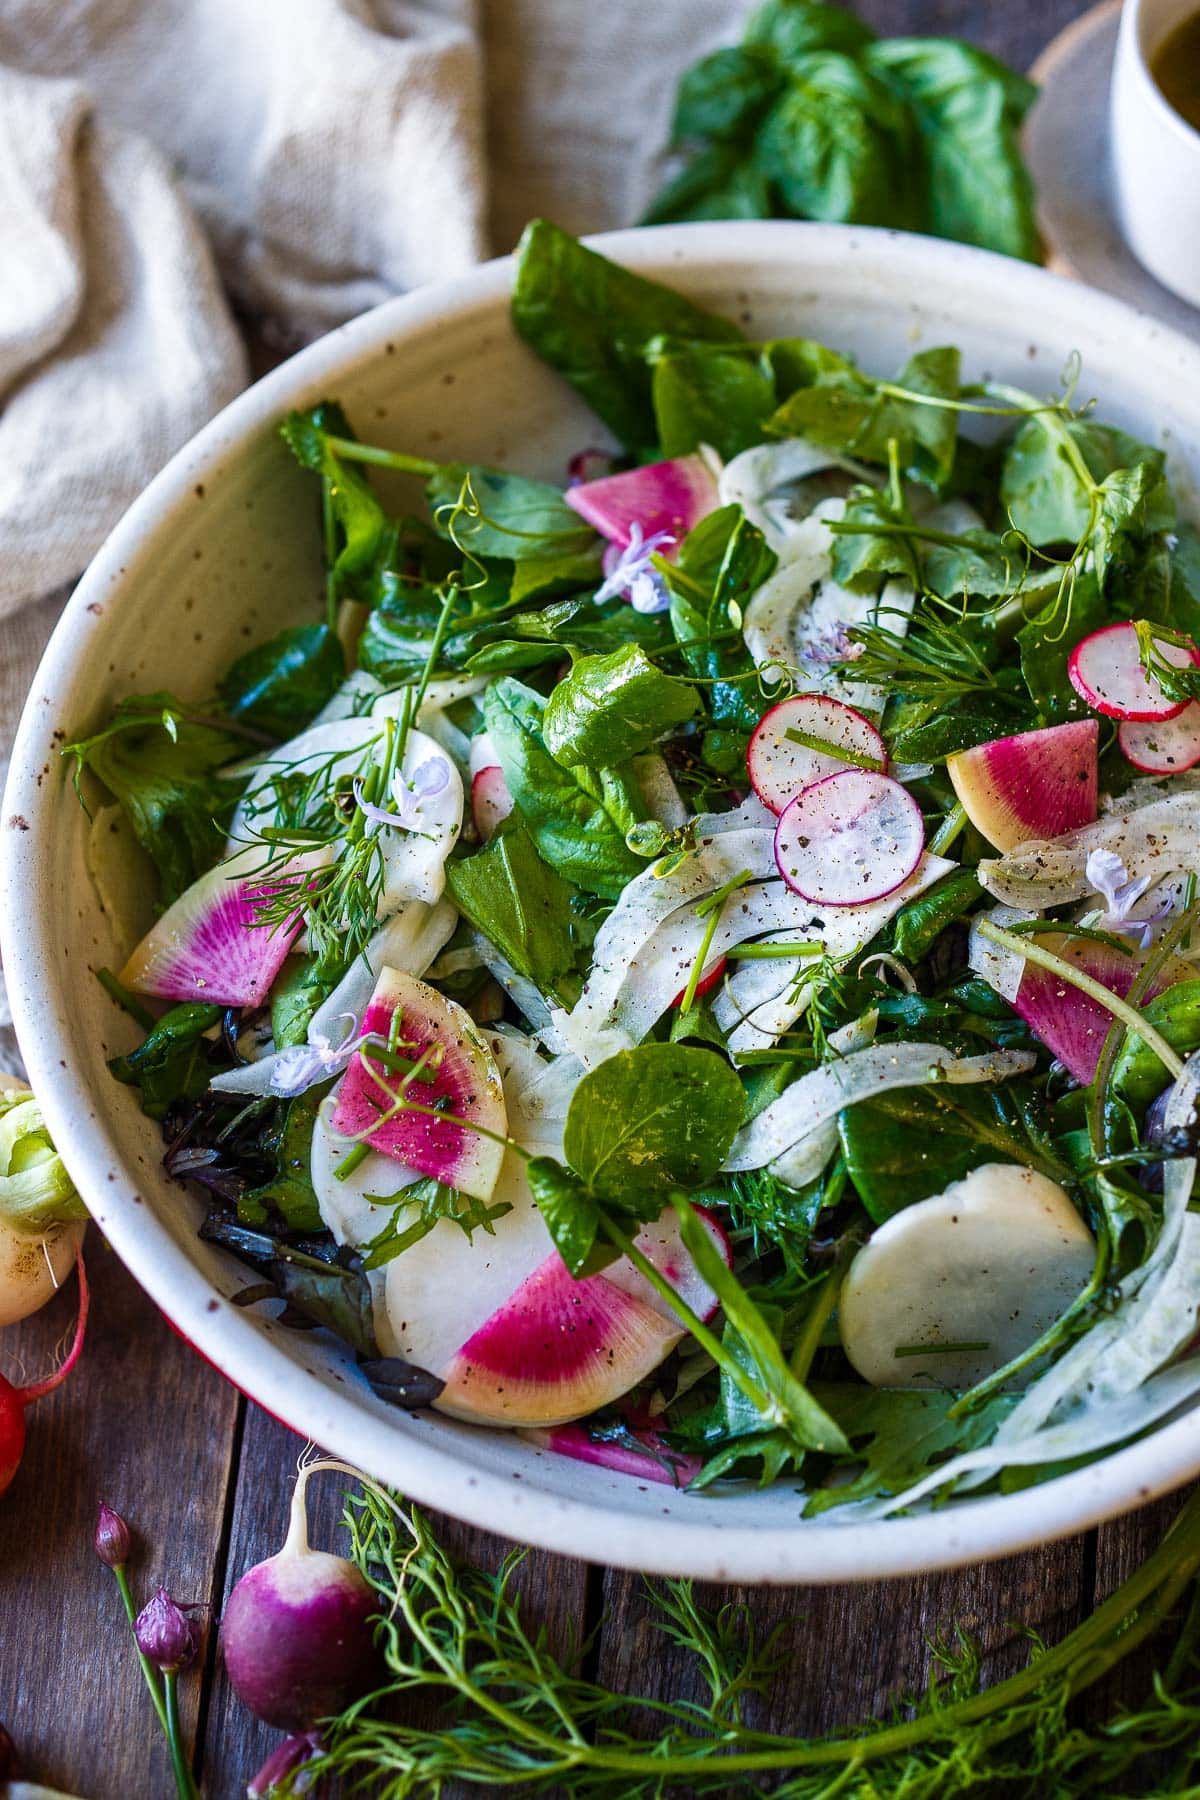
[5,3,1176,1796]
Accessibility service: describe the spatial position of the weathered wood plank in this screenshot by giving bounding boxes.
[0,1236,240,1798]
[199,1402,592,1797]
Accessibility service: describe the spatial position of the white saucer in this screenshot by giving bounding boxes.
[1023,0,1200,338]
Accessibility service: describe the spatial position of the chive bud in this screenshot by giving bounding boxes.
[94,1501,133,1569]
[247,1730,323,1798]
[134,1587,200,1674]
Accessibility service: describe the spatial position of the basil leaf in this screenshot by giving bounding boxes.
[218,623,345,739]
[65,696,240,905]
[482,678,643,899]
[108,1002,224,1120]
[512,219,744,452]
[426,465,595,562]
[648,338,777,460]
[641,141,774,226]
[445,822,579,999]
[543,644,700,769]
[745,0,876,60]
[563,1043,744,1200]
[668,44,782,142]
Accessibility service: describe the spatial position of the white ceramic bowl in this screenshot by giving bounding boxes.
[6,224,1200,1583]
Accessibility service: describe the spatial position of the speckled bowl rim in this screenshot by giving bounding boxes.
[5,223,1200,1583]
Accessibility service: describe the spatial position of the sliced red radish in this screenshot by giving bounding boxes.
[774,771,925,907]
[119,844,327,1006]
[330,968,507,1202]
[522,1422,701,1488]
[747,694,886,817]
[470,765,514,842]
[1119,704,1200,775]
[946,720,1098,853]
[434,1207,729,1427]
[1067,621,1196,722]
[564,453,719,554]
[670,957,727,1009]
[1012,933,1181,1085]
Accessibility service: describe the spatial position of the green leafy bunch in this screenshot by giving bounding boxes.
[644,0,1040,264]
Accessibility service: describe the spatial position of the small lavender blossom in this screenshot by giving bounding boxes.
[134,1587,201,1674]
[353,755,449,833]
[594,523,675,613]
[1085,848,1172,948]
[800,624,859,670]
[269,1013,362,1098]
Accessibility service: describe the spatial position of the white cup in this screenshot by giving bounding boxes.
[1110,0,1200,308]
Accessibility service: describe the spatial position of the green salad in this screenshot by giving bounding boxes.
[71,221,1200,1514]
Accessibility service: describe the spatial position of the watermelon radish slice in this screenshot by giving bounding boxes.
[1119,704,1200,775]
[431,1207,730,1428]
[331,968,507,1202]
[564,453,719,554]
[521,1422,702,1488]
[1011,933,1182,1085]
[471,766,514,841]
[774,771,925,906]
[748,694,886,816]
[1067,622,1196,721]
[119,843,328,1006]
[946,720,1099,853]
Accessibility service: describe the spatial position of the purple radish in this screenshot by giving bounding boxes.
[471,765,514,841]
[331,968,507,1202]
[1012,933,1179,1084]
[564,453,719,553]
[221,1458,384,1732]
[119,844,326,1007]
[523,1421,702,1488]
[1067,621,1196,721]
[396,1203,730,1429]
[1119,703,1200,774]
[747,694,886,816]
[946,720,1098,853]
[773,770,925,907]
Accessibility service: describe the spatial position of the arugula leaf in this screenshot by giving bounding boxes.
[362,1176,514,1268]
[543,644,699,769]
[482,678,643,899]
[426,465,595,562]
[865,39,1039,262]
[239,1086,327,1232]
[664,505,776,730]
[66,696,240,904]
[648,339,776,461]
[563,1044,745,1201]
[803,1383,1015,1514]
[217,623,344,738]
[768,346,961,488]
[108,1001,224,1120]
[445,822,579,1000]
[511,220,744,452]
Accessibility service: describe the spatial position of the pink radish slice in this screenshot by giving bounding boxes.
[564,453,719,554]
[1067,622,1196,721]
[1013,934,1178,1085]
[1119,704,1200,774]
[331,968,506,1202]
[119,846,323,1006]
[747,694,887,817]
[471,766,514,841]
[670,957,728,1009]
[523,1422,701,1488]
[773,770,925,907]
[946,720,1098,853]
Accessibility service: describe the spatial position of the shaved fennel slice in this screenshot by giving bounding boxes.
[724,1042,1036,1173]
[740,499,915,716]
[713,853,953,1053]
[209,899,458,1097]
[472,932,564,1048]
[769,1013,878,1188]
[690,794,777,835]
[310,670,384,726]
[554,828,776,1062]
[632,753,689,829]
[968,905,1035,1004]
[978,790,1200,908]
[718,439,865,557]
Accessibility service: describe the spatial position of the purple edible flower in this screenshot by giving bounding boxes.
[1085,848,1173,949]
[353,754,450,834]
[134,1587,202,1674]
[800,623,860,670]
[594,523,675,613]
[269,1013,363,1099]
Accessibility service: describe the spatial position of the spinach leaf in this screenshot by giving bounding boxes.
[426,465,595,562]
[66,696,240,904]
[1112,980,1200,1119]
[664,505,776,730]
[270,955,334,1050]
[829,490,919,590]
[865,39,1038,262]
[803,1384,1015,1515]
[649,339,777,461]
[482,678,643,900]
[1017,573,1106,722]
[563,1043,745,1201]
[108,1001,224,1120]
[217,623,345,738]
[240,1086,327,1232]
[280,401,391,595]
[889,868,982,964]
[543,644,699,768]
[526,1159,608,1278]
[466,596,671,676]
[511,220,744,452]
[768,346,961,488]
[886,696,1033,762]
[445,822,579,999]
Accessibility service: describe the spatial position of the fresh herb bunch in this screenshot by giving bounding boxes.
[644,0,1040,263]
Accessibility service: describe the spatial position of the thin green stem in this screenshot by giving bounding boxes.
[112,1566,170,1735]
[321,477,338,631]
[784,726,883,771]
[788,1243,851,1383]
[928,802,967,857]
[163,1671,200,1800]
[325,436,439,478]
